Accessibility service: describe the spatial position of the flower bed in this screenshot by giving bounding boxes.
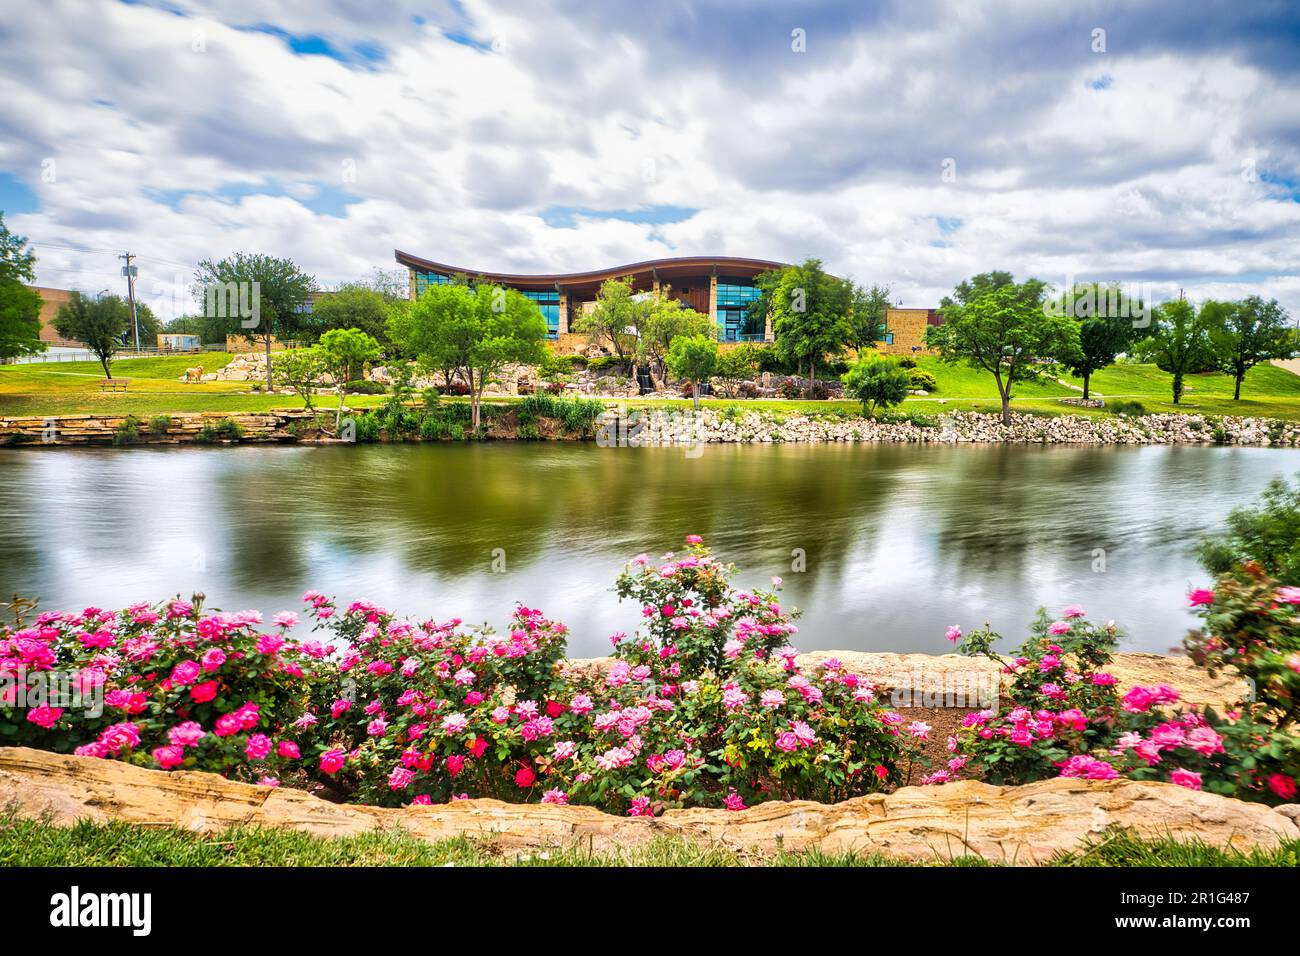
[2,540,1296,813]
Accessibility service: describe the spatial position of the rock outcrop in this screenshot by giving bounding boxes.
[1,747,1293,863]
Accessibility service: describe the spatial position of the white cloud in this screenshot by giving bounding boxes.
[0,0,1296,319]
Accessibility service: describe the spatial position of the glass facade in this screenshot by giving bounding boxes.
[522,289,561,339]
[715,279,765,342]
[413,271,452,297]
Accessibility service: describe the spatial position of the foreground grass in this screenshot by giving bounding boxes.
[2,815,1295,867]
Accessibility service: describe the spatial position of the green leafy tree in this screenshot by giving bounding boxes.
[925,271,1073,424]
[1205,295,1294,400]
[665,334,718,409]
[767,258,853,396]
[193,252,317,390]
[1051,283,1140,400]
[389,283,547,430]
[573,277,644,360]
[0,213,43,361]
[317,328,381,433]
[1133,299,1212,405]
[273,348,327,412]
[1196,473,1300,585]
[638,292,712,384]
[847,282,892,353]
[312,285,391,346]
[713,342,761,397]
[841,355,911,417]
[53,293,133,378]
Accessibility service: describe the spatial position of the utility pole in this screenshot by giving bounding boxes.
[120,251,140,352]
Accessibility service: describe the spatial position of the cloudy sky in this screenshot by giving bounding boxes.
[1,0,1298,319]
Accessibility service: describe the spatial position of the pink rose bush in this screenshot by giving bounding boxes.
[0,601,324,782]
[941,562,1300,805]
[0,537,920,815]
[291,536,920,811]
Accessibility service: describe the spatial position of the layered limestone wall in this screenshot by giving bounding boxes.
[0,746,1294,863]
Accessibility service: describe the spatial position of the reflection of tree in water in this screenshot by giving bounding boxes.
[930,445,1133,579]
[241,443,907,585]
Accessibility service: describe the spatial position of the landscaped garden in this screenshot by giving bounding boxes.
[4,526,1295,815]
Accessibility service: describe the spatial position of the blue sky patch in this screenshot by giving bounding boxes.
[539,205,698,228]
[0,172,40,215]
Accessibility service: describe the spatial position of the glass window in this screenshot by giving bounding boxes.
[413,271,452,297]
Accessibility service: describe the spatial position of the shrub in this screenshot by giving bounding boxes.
[351,414,381,443]
[945,570,1300,803]
[111,415,141,446]
[841,356,910,417]
[586,356,626,375]
[3,539,924,813]
[194,418,243,444]
[344,379,387,395]
[0,599,326,782]
[148,415,172,435]
[1108,399,1147,417]
[1196,473,1300,585]
[907,369,938,392]
[519,394,604,435]
[897,356,918,369]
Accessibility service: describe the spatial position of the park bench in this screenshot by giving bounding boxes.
[98,379,130,393]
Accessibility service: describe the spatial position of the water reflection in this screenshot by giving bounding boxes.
[1,443,1296,657]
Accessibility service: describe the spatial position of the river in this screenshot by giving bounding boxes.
[1,442,1295,656]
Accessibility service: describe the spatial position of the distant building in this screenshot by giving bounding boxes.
[25,286,82,347]
[157,333,202,351]
[393,251,937,356]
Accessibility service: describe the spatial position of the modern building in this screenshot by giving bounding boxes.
[393,251,937,355]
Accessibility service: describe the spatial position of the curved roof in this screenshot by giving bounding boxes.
[394,250,788,292]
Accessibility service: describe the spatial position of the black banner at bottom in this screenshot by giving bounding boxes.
[0,864,1285,941]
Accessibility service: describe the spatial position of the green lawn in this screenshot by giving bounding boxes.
[4,351,1300,422]
[0,353,388,418]
[1,814,1294,867]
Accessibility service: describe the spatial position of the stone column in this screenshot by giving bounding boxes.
[709,275,718,329]
[558,290,569,334]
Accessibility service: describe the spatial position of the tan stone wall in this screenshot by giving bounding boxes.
[876,308,935,356]
[28,286,81,347]
[549,332,589,355]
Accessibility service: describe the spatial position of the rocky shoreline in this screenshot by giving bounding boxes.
[3,407,1298,447]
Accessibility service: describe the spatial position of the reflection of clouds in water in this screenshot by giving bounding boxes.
[1,444,1297,655]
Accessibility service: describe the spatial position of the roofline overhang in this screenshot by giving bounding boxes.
[393,250,789,287]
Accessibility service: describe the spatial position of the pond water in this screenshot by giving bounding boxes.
[1,442,1296,657]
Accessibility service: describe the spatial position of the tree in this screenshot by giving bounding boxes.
[924,271,1073,425]
[388,283,548,430]
[665,334,718,410]
[766,258,853,397]
[841,355,911,417]
[1052,283,1139,400]
[1205,296,1294,400]
[846,282,892,354]
[273,348,327,411]
[0,212,43,361]
[1133,299,1212,405]
[312,285,391,346]
[193,252,316,391]
[638,292,712,384]
[53,293,132,378]
[713,342,762,397]
[1196,473,1300,585]
[573,277,644,360]
[317,328,381,433]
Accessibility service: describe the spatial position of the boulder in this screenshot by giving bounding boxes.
[0,747,1292,863]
